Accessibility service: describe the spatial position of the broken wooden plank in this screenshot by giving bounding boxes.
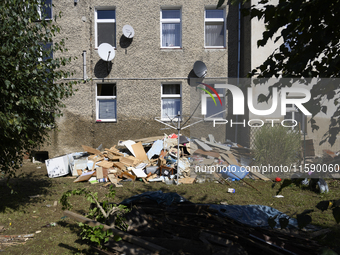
[113,162,126,171]
[194,139,213,151]
[121,172,136,181]
[120,157,135,167]
[82,145,102,155]
[63,210,170,253]
[96,161,114,169]
[249,171,270,181]
[201,140,231,151]
[96,167,104,179]
[194,149,220,158]
[178,177,196,184]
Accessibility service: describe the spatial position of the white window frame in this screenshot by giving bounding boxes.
[204,8,226,48]
[161,83,182,121]
[95,8,116,49]
[202,83,226,121]
[96,83,117,122]
[38,0,52,20]
[160,8,182,48]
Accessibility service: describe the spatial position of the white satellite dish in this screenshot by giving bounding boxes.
[98,43,115,61]
[122,25,135,38]
[193,61,207,78]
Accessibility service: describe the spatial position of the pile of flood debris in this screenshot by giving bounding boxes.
[45,133,273,186]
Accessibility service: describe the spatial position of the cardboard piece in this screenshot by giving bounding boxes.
[178,177,196,184]
[131,142,148,161]
[120,157,135,166]
[113,162,126,170]
[74,171,95,182]
[96,167,104,179]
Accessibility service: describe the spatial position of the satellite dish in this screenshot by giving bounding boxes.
[122,25,135,38]
[98,43,115,61]
[193,61,207,78]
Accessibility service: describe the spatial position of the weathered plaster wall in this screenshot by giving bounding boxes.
[39,0,239,157]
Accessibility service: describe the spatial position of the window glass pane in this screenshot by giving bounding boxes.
[162,9,180,19]
[99,99,116,119]
[205,23,224,46]
[163,84,180,94]
[41,0,52,19]
[206,98,225,118]
[162,23,180,47]
[162,98,181,119]
[98,10,115,19]
[98,23,116,46]
[97,84,116,96]
[206,10,224,19]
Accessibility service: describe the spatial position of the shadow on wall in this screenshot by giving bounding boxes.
[94,59,113,78]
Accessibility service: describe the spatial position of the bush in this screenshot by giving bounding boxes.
[252,124,302,167]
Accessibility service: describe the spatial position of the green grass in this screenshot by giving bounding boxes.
[0,160,340,254]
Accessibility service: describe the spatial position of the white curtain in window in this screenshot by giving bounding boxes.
[162,23,180,47]
[162,99,180,119]
[205,24,224,46]
[99,99,116,119]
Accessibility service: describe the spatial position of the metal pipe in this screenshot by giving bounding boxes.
[82,50,87,81]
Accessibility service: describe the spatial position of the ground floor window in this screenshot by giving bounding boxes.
[96,83,116,122]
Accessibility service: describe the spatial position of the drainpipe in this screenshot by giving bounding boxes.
[235,2,241,143]
[83,50,87,81]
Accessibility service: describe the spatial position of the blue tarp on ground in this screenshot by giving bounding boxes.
[119,191,319,230]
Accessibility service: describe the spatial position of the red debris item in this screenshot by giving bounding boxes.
[168,133,178,139]
[275,177,282,182]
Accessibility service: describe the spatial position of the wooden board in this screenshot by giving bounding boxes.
[96,167,103,179]
[249,171,270,181]
[194,149,220,158]
[131,142,148,161]
[96,161,114,169]
[113,162,126,170]
[178,177,196,184]
[120,157,135,167]
[194,139,213,151]
[82,145,101,155]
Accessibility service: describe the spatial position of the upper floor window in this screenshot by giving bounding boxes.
[161,84,181,120]
[95,9,116,48]
[202,84,226,120]
[205,9,225,48]
[161,9,181,48]
[38,0,52,20]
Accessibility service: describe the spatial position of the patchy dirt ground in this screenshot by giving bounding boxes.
[0,160,340,254]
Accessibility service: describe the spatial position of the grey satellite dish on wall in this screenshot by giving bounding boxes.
[122,25,135,38]
[193,61,207,78]
[98,43,115,62]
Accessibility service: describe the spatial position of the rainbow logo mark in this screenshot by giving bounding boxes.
[197,82,223,106]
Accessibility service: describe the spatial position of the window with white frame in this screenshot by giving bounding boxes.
[284,104,307,133]
[38,0,52,20]
[161,84,181,120]
[205,9,225,47]
[202,84,226,120]
[95,9,116,48]
[96,84,117,122]
[161,9,181,48]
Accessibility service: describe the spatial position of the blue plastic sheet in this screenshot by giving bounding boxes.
[220,165,249,181]
[119,190,187,206]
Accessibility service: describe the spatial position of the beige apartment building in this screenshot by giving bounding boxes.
[38,0,247,157]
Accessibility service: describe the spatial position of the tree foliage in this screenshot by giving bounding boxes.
[0,0,77,176]
[217,0,340,145]
[246,0,340,145]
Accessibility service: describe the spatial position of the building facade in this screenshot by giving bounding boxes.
[40,0,242,157]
